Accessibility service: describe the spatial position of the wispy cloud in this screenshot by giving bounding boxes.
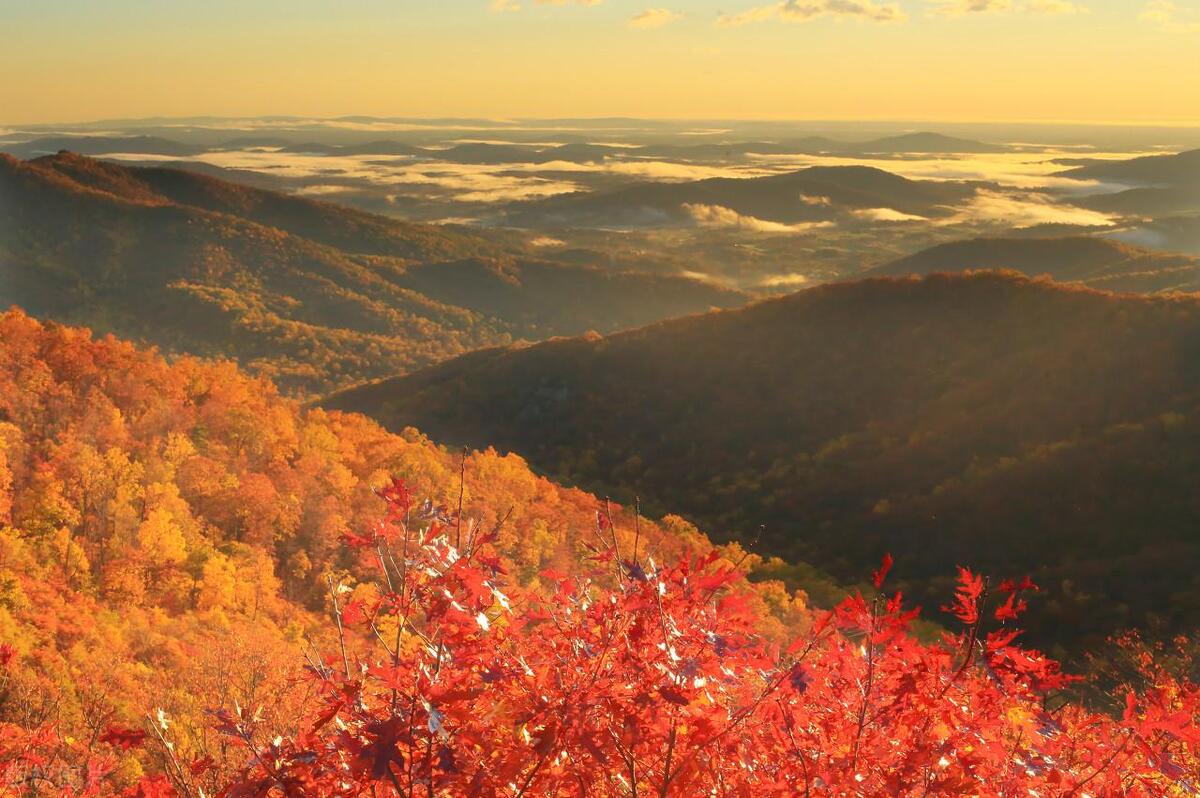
[758,273,812,288]
[629,8,684,28]
[928,0,1087,14]
[684,203,836,233]
[1140,0,1200,31]
[851,207,928,222]
[717,0,906,27]
[490,0,521,11]
[947,189,1115,228]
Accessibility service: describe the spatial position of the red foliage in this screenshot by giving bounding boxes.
[5,482,1200,796]
[99,725,149,751]
[203,484,1198,796]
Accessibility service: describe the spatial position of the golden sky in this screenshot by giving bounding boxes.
[2,0,1198,125]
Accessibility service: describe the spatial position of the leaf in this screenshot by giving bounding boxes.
[123,775,176,798]
[659,685,690,706]
[993,592,1027,622]
[788,663,811,693]
[341,598,367,626]
[100,724,148,751]
[871,553,894,590]
[942,566,984,625]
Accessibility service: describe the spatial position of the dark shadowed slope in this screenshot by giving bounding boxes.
[0,152,746,393]
[1057,148,1200,186]
[1057,150,1200,217]
[6,135,201,158]
[0,152,502,392]
[867,236,1200,293]
[325,271,1200,654]
[23,150,509,261]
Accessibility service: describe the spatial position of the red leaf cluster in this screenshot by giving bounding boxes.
[4,484,1199,796]
[202,486,1200,795]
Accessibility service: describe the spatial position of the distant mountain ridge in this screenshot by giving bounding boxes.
[867,236,1200,293]
[4,129,1009,163]
[4,135,203,158]
[1055,150,1200,219]
[501,165,983,228]
[1056,148,1200,186]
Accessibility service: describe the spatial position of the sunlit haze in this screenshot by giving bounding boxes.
[3,0,1199,125]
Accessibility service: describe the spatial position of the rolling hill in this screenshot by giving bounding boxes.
[501,165,982,228]
[5,134,202,158]
[0,152,746,393]
[866,236,1200,292]
[1057,150,1200,218]
[847,131,1007,154]
[1057,148,1200,186]
[325,271,1200,654]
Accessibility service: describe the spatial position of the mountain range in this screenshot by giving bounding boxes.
[0,152,745,393]
[867,236,1200,293]
[5,130,1009,163]
[324,271,1200,654]
[1059,149,1200,218]
[1057,148,1200,186]
[500,165,982,228]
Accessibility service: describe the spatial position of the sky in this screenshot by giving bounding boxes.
[2,0,1198,126]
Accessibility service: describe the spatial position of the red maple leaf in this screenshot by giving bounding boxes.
[101,724,148,751]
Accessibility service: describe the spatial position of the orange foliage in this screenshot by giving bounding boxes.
[0,309,805,789]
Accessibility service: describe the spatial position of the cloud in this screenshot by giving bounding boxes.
[679,269,728,286]
[294,184,357,196]
[683,203,836,233]
[1140,0,1200,31]
[928,0,1086,13]
[947,189,1116,228]
[717,0,906,26]
[490,0,521,11]
[850,207,928,222]
[758,273,811,288]
[629,8,683,27]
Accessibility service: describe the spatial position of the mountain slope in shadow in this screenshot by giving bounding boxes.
[325,271,1200,654]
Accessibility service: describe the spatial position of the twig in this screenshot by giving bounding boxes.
[455,447,467,550]
[326,574,351,678]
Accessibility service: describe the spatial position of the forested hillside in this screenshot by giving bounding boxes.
[326,270,1200,655]
[2,309,1195,797]
[0,309,806,791]
[0,153,745,393]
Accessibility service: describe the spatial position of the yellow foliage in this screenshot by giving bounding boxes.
[197,552,237,612]
[136,508,188,567]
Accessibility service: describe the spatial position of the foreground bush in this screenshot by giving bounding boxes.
[5,480,1199,796]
